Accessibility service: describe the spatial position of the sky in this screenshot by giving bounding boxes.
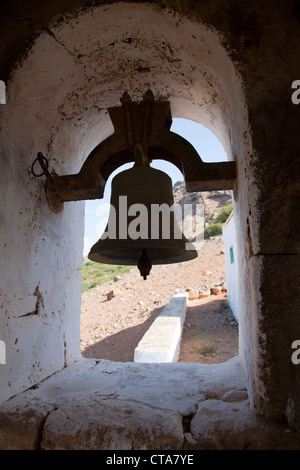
[83,118,227,257]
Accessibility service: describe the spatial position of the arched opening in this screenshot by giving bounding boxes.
[81,118,238,364]
[1,1,252,414]
[1,1,300,449]
[82,118,230,258]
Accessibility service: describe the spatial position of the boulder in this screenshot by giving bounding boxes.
[106,290,123,301]
[41,397,184,450]
[0,396,55,450]
[187,290,199,300]
[185,399,264,450]
[198,289,211,299]
[210,286,222,295]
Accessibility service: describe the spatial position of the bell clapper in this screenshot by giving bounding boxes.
[138,248,152,280]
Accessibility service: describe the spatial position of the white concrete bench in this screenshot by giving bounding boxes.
[134,294,188,363]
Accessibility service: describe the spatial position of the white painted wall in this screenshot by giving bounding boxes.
[0,62,86,403]
[0,132,85,402]
[222,212,239,321]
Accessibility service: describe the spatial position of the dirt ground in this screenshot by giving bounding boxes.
[80,236,239,364]
[179,293,238,364]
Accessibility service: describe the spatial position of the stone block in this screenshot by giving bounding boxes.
[0,396,55,450]
[134,294,187,363]
[41,397,184,450]
[186,399,262,450]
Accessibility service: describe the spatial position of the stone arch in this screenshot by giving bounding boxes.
[0,1,251,402]
[1,1,299,439]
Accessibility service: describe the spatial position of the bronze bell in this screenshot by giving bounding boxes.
[88,166,198,279]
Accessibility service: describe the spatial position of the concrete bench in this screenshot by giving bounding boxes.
[134,294,188,363]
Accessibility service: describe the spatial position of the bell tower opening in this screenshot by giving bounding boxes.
[1,0,299,449]
[80,119,238,364]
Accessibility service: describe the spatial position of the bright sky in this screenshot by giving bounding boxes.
[83,118,227,257]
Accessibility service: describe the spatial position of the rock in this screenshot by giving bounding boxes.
[210,286,222,295]
[187,290,198,300]
[198,289,210,299]
[107,290,123,301]
[174,288,186,295]
[113,275,122,282]
[0,396,55,450]
[41,397,184,450]
[221,389,248,403]
[185,399,262,450]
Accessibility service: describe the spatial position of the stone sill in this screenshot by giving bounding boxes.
[0,356,298,450]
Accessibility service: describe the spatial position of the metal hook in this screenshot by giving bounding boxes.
[31,152,55,186]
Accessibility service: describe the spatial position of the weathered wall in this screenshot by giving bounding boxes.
[0,101,85,401]
[0,1,248,403]
[0,0,299,444]
[230,3,300,425]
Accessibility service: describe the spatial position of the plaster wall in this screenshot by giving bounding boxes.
[0,2,250,403]
[0,109,84,401]
[0,38,88,401]
[1,0,299,437]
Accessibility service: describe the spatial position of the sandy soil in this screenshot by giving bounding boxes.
[80,236,239,363]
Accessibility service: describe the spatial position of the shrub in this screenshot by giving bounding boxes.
[204,203,233,239]
[81,261,133,292]
[214,203,233,224]
[204,223,223,238]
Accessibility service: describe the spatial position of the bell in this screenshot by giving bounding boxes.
[88,166,198,279]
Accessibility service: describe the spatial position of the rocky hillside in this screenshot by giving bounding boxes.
[173,180,232,227]
[81,235,233,362]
